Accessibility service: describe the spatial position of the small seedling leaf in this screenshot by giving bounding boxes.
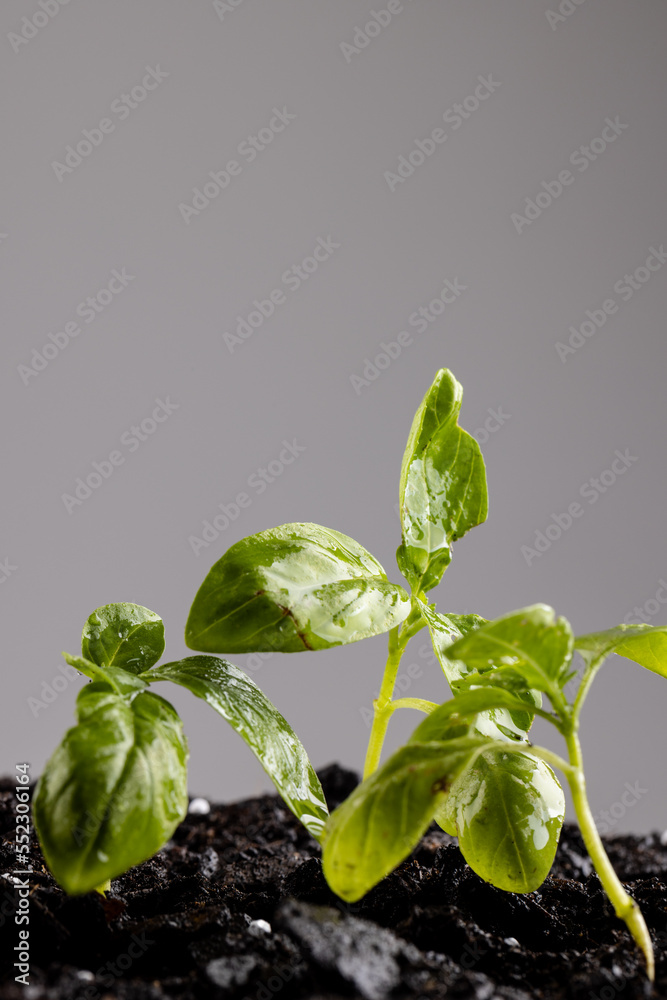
[444,605,573,704]
[144,656,329,840]
[63,653,148,696]
[396,370,488,594]
[408,688,543,744]
[575,623,667,678]
[420,603,541,736]
[33,687,188,895]
[81,603,165,674]
[322,736,488,901]
[440,747,565,893]
[185,523,410,654]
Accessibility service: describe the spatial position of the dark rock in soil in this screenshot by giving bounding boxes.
[1,765,666,999]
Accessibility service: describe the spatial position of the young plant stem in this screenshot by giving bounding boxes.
[363,628,403,779]
[390,697,439,714]
[363,616,428,779]
[564,727,654,981]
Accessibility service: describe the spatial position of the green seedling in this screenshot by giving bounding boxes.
[35,369,665,980]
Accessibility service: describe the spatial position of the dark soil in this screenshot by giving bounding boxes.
[1,767,666,1000]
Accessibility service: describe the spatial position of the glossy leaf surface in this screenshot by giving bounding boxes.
[420,604,540,736]
[445,605,573,703]
[575,623,667,678]
[396,370,488,594]
[144,656,329,840]
[186,523,410,654]
[439,748,565,892]
[81,603,165,674]
[63,653,148,696]
[409,688,543,744]
[322,737,487,901]
[419,605,563,885]
[33,687,188,895]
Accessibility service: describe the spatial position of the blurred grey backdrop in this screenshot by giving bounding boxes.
[2,0,666,834]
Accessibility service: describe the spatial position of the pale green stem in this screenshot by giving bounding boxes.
[363,614,430,779]
[363,627,403,779]
[94,879,111,895]
[572,653,604,717]
[523,744,575,778]
[390,698,439,714]
[564,728,654,981]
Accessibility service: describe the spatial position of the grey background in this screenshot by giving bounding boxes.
[2,0,666,834]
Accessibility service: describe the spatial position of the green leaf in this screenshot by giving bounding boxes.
[143,656,329,840]
[63,653,148,697]
[575,623,667,678]
[396,370,488,594]
[439,747,565,893]
[445,605,574,706]
[418,606,564,875]
[81,603,165,674]
[409,688,543,744]
[185,523,410,654]
[322,737,488,902]
[420,604,540,737]
[33,687,188,895]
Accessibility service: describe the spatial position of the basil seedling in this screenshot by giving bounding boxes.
[35,369,665,982]
[34,604,328,895]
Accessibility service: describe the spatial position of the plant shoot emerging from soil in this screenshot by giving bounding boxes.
[34,369,666,980]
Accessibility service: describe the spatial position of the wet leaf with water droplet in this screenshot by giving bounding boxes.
[143,655,329,840]
[33,687,188,895]
[439,748,565,893]
[186,523,410,653]
[445,604,573,702]
[416,604,564,883]
[396,370,488,594]
[81,603,165,674]
[322,736,488,901]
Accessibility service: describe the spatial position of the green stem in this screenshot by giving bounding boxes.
[572,653,604,717]
[524,744,575,778]
[564,728,654,981]
[390,697,438,714]
[363,627,404,779]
